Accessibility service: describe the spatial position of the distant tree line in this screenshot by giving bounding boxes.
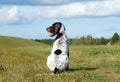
[34,32,120,45]
[70,35,109,45]
[34,39,53,45]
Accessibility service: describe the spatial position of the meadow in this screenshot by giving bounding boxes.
[0,36,120,82]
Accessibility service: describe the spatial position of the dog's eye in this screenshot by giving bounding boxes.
[54,49,62,55]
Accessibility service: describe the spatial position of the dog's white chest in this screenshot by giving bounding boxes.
[47,34,69,71]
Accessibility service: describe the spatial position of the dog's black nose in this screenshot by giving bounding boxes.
[46,28,49,32]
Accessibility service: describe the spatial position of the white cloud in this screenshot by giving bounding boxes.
[37,0,120,19]
[0,0,120,25]
[7,6,21,24]
[0,6,33,25]
[84,0,120,16]
[37,3,85,19]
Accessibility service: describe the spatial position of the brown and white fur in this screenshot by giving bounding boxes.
[46,22,69,74]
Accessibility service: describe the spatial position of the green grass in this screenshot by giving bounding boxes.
[0,36,42,48]
[0,36,120,82]
[114,40,120,45]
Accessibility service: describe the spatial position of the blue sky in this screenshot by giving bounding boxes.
[0,0,120,39]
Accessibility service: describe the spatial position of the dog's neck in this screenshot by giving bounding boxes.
[55,33,63,41]
[54,24,65,41]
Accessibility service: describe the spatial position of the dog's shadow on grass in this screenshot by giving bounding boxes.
[67,67,98,72]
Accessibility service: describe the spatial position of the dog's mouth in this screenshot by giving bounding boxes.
[46,28,55,37]
[49,33,54,37]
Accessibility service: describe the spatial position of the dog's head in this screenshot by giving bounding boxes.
[46,22,65,37]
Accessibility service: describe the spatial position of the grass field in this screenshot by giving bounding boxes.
[0,36,120,82]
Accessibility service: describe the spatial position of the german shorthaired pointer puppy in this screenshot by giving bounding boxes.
[46,22,69,74]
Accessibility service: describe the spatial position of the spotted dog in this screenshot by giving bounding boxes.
[46,22,69,74]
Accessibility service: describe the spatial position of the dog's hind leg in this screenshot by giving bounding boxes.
[65,65,69,71]
[66,53,69,70]
[53,67,59,74]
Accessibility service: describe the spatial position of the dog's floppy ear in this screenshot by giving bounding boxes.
[54,23,61,34]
